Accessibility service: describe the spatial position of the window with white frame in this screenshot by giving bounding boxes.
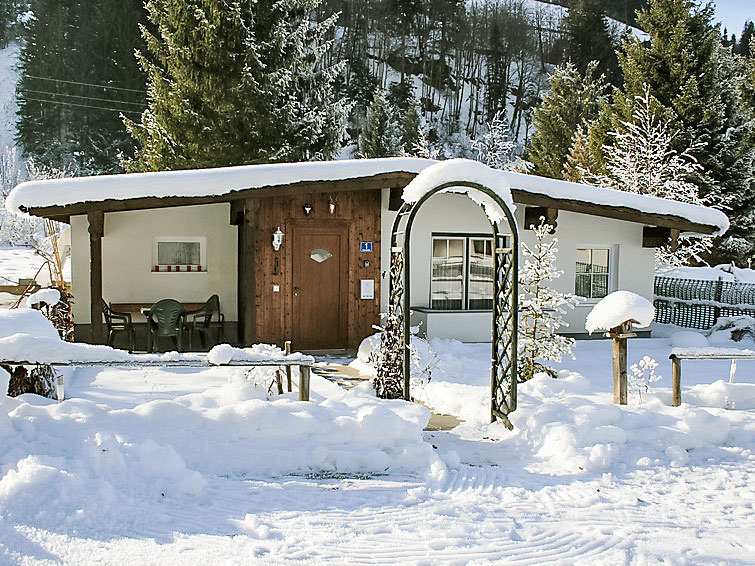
[575,248,609,299]
[152,237,206,272]
[431,235,495,309]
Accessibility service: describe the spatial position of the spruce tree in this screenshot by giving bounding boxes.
[357,89,400,158]
[399,96,423,156]
[614,0,755,264]
[526,62,607,179]
[518,220,579,382]
[123,0,349,171]
[472,110,517,170]
[562,0,620,85]
[16,0,146,174]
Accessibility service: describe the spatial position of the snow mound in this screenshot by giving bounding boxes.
[401,159,515,223]
[0,371,437,531]
[585,291,655,334]
[207,343,312,365]
[669,331,709,348]
[0,308,59,340]
[25,288,60,308]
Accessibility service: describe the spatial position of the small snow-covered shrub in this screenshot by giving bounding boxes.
[629,356,662,403]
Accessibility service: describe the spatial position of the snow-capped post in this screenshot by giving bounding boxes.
[585,291,655,405]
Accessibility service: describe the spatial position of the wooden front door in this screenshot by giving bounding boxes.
[291,224,348,349]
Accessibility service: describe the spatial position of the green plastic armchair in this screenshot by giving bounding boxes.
[186,294,225,350]
[146,298,186,352]
[103,300,135,352]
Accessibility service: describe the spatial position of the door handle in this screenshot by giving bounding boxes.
[293,287,301,297]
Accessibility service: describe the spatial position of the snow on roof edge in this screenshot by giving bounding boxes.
[6,157,728,235]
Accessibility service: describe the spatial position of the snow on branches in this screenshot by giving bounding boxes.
[599,85,715,269]
[518,219,580,381]
[472,110,518,171]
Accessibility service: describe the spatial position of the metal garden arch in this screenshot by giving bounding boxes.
[381,180,519,429]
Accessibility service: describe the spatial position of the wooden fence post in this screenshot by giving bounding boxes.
[285,340,292,392]
[671,356,682,407]
[299,365,310,401]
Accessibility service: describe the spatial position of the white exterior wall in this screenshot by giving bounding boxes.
[71,204,238,323]
[381,193,656,341]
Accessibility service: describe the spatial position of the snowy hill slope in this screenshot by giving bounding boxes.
[0,41,20,158]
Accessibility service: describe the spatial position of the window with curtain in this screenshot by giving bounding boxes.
[431,235,495,309]
[575,248,610,299]
[153,237,206,272]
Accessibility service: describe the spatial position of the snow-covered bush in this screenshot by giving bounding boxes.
[472,110,518,171]
[629,356,662,403]
[518,219,579,381]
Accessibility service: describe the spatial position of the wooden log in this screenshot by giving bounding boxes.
[299,365,310,401]
[285,340,292,392]
[671,356,682,407]
[612,337,628,405]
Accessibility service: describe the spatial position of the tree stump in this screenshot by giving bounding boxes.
[2,364,58,399]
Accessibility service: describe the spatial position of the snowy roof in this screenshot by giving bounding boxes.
[6,157,728,235]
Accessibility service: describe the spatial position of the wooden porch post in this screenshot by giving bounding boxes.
[88,210,105,344]
[234,199,256,346]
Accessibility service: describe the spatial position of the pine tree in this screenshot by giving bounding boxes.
[562,123,601,182]
[597,85,713,267]
[614,0,755,264]
[526,62,607,179]
[399,96,423,156]
[16,0,146,174]
[357,89,401,158]
[562,0,620,85]
[123,0,350,172]
[518,220,579,382]
[471,110,517,170]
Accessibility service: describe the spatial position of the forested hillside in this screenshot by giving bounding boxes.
[0,0,643,173]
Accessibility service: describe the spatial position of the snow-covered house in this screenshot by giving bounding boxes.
[5,157,728,349]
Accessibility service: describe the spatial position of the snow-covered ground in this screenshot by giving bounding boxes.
[2,307,754,564]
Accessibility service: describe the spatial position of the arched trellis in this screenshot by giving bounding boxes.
[376,180,519,429]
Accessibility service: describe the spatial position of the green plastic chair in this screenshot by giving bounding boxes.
[186,294,225,350]
[146,299,186,352]
[103,300,135,353]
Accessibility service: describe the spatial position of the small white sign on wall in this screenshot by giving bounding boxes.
[360,279,375,300]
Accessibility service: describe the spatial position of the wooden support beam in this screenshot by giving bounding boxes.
[88,210,105,344]
[524,206,558,231]
[642,226,672,248]
[237,199,257,346]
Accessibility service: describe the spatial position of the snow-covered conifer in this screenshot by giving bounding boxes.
[123,0,349,171]
[400,96,423,156]
[357,89,401,158]
[518,219,580,381]
[471,110,517,171]
[598,85,714,268]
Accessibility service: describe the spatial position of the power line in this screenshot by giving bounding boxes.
[22,97,143,115]
[24,74,146,94]
[25,88,145,107]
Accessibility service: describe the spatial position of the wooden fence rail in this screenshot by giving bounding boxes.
[654,276,755,329]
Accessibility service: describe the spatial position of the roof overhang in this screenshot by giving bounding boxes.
[7,158,728,236]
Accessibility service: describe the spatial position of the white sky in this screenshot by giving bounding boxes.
[713,1,753,36]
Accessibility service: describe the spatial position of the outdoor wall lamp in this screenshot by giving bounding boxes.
[272,227,284,251]
[303,203,313,216]
[328,195,336,215]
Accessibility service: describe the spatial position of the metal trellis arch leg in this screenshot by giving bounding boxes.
[380,181,519,429]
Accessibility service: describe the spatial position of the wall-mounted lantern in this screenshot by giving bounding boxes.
[328,195,336,215]
[272,227,284,251]
[303,203,313,216]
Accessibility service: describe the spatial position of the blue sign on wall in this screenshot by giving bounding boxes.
[360,241,373,253]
